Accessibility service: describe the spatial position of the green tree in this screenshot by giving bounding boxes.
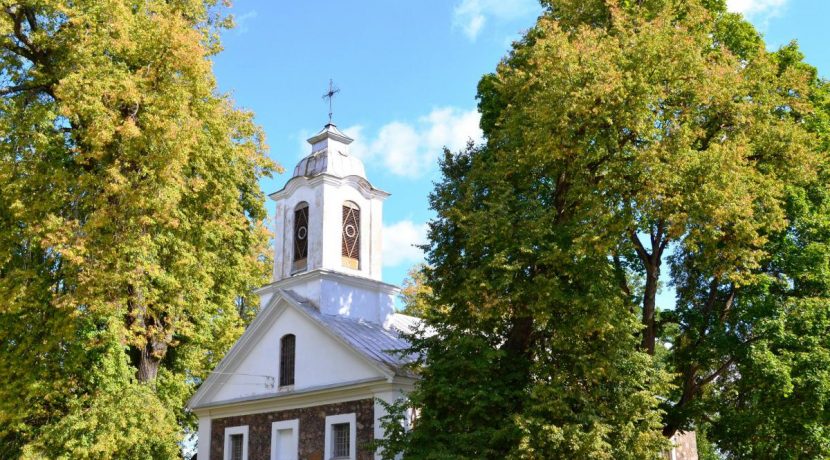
[0,1,276,456]
[379,0,830,458]
[698,76,830,458]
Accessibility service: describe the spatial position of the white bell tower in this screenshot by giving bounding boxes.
[263,122,398,325]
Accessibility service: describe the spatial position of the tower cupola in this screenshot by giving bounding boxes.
[292,124,367,180]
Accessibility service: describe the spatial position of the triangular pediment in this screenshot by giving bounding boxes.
[188,290,395,410]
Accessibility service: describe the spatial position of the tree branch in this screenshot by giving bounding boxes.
[719,286,735,323]
[630,230,650,264]
[4,6,43,62]
[0,37,38,62]
[24,7,38,33]
[0,82,52,96]
[697,357,735,387]
[702,277,721,318]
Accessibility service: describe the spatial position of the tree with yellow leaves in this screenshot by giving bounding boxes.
[0,1,276,456]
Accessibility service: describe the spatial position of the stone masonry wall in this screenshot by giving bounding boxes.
[210,398,374,460]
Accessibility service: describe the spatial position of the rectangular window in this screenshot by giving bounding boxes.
[332,423,350,458]
[224,425,249,460]
[230,434,243,460]
[324,413,356,460]
[271,419,299,460]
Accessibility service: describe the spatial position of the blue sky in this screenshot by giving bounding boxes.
[212,0,830,305]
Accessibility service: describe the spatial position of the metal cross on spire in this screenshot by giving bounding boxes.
[322,79,340,125]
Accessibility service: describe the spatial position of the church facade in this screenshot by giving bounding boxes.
[188,123,418,460]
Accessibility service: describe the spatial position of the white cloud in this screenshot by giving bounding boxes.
[234,10,257,35]
[727,0,788,24]
[382,220,428,268]
[453,0,538,41]
[344,107,482,178]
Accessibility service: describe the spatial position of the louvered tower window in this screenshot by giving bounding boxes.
[293,203,309,272]
[279,334,295,387]
[341,202,360,269]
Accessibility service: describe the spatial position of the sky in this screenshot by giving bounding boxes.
[212,0,830,307]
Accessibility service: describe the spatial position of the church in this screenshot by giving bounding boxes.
[188,121,419,460]
[188,117,699,460]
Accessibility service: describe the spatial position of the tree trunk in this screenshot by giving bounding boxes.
[502,315,535,411]
[662,364,699,438]
[503,315,534,355]
[127,282,170,383]
[641,265,659,355]
[630,228,664,356]
[136,340,167,383]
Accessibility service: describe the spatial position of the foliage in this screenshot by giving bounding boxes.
[379,0,830,458]
[0,0,276,456]
[700,80,830,457]
[378,139,670,458]
[19,330,181,459]
[398,263,433,317]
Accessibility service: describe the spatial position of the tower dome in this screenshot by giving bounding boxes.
[292,123,366,179]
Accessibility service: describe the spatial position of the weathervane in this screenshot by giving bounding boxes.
[322,79,340,125]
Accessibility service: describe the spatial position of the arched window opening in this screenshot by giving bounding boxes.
[293,203,309,272]
[341,202,360,269]
[279,334,295,387]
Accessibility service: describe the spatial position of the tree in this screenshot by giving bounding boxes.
[0,1,276,456]
[381,145,668,460]
[379,0,830,458]
[697,75,830,458]
[399,263,433,317]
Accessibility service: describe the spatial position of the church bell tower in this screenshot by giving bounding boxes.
[265,121,398,325]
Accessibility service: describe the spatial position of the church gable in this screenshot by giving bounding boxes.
[190,293,388,409]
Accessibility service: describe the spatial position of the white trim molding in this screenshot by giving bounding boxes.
[224,425,249,460]
[270,419,300,460]
[324,412,357,460]
[270,174,390,203]
[255,270,400,297]
[197,416,212,459]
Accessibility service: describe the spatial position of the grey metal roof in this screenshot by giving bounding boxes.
[282,290,421,377]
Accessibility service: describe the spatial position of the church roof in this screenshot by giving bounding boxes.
[282,289,420,377]
[307,123,352,145]
[292,123,367,180]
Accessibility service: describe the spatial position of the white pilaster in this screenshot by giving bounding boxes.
[197,415,211,459]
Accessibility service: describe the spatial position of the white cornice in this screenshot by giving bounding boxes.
[269,173,389,202]
[255,269,400,296]
[192,378,415,418]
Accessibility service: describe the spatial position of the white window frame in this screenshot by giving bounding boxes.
[224,425,249,460]
[324,413,356,460]
[270,419,299,460]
